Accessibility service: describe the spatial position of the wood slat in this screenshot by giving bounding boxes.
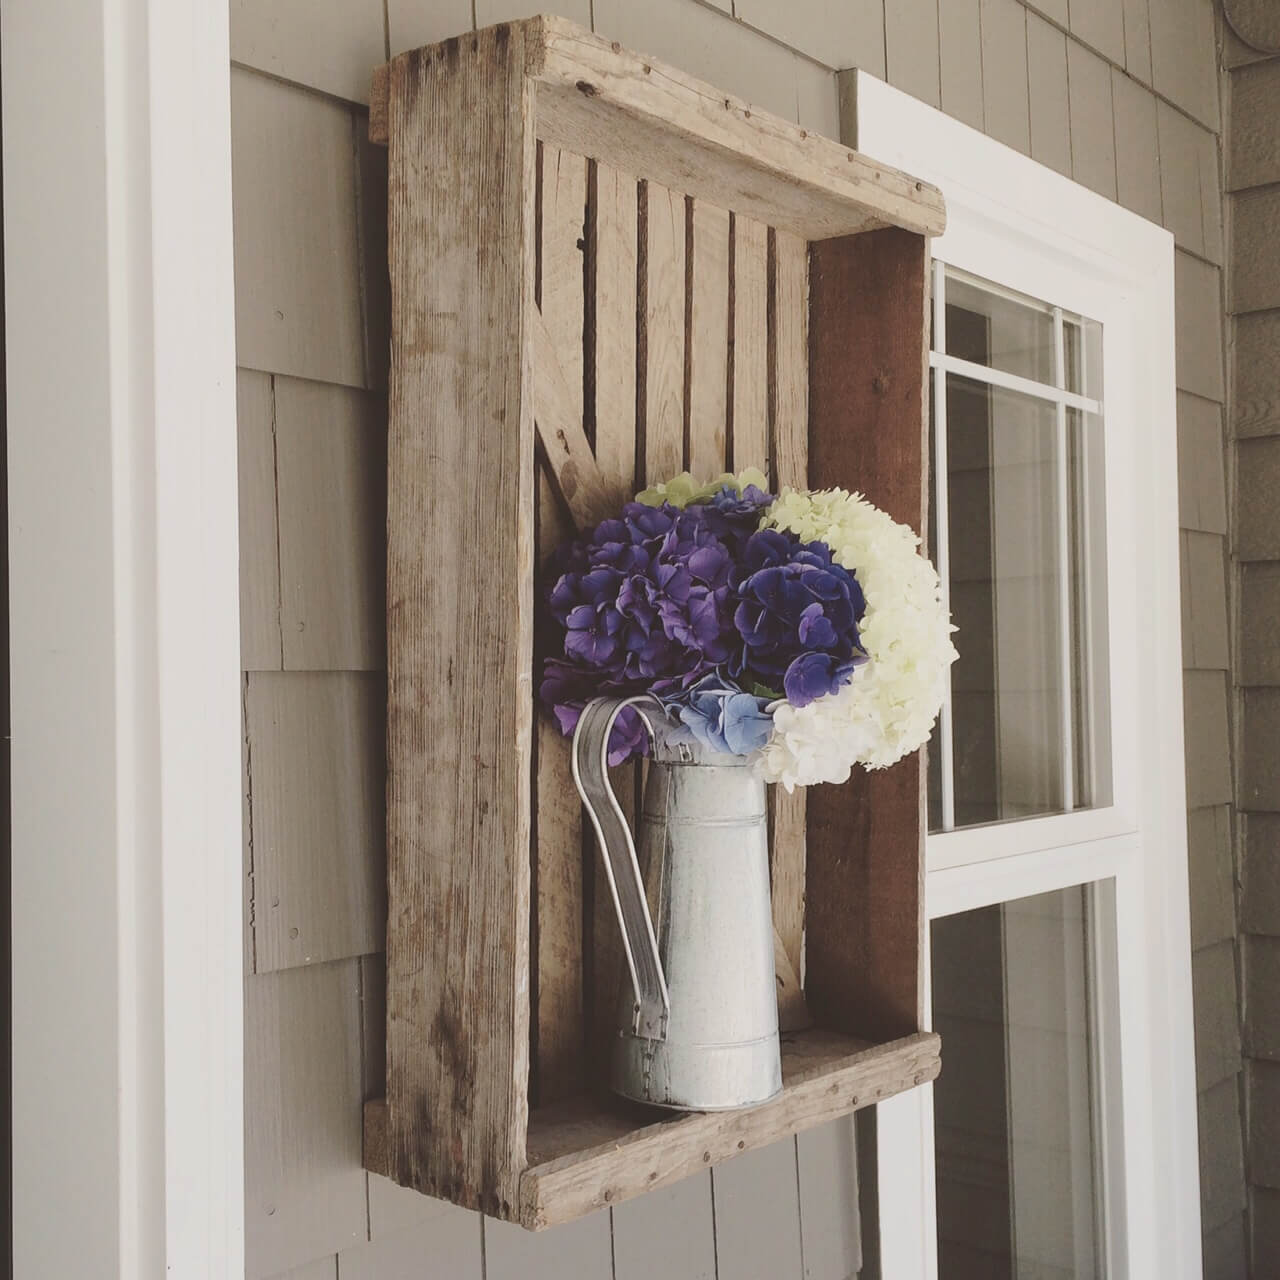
[806,227,929,1041]
[611,1176,717,1280]
[643,181,687,482]
[516,1030,940,1228]
[383,28,536,1216]
[730,215,769,472]
[484,1207,614,1279]
[245,672,386,973]
[532,305,614,531]
[274,377,386,672]
[687,200,730,477]
[588,161,641,1086]
[528,17,945,240]
[769,227,809,1016]
[245,963,367,1278]
[534,144,590,1106]
[337,1203,482,1280]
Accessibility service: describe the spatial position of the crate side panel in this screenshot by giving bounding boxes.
[805,227,929,1041]
[384,29,537,1216]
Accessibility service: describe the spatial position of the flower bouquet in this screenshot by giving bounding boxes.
[540,468,957,789]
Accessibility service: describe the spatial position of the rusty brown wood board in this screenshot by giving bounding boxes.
[373,14,941,1229]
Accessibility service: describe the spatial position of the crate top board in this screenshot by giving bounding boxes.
[369,14,945,244]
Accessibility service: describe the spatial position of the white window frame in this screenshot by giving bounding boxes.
[849,72,1200,1279]
[4,1,243,1275]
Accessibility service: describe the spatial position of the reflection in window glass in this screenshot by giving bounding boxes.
[929,270,1110,833]
[932,886,1108,1279]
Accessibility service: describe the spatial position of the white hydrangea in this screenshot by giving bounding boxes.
[756,487,958,790]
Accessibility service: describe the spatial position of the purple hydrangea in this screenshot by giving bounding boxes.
[731,529,866,707]
[541,501,755,761]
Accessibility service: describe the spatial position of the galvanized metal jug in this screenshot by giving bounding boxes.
[572,695,783,1111]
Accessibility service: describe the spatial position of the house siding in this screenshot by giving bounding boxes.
[1225,16,1280,1273]
[231,0,1243,1275]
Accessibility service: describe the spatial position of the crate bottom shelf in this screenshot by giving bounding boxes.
[365,1027,940,1230]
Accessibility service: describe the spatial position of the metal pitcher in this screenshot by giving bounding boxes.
[572,695,783,1111]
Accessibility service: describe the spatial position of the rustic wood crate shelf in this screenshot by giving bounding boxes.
[366,13,945,1229]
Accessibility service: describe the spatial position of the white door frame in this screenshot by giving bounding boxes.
[850,71,1199,1279]
[3,2,244,1275]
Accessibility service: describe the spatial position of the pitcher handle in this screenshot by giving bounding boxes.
[571,695,671,1041]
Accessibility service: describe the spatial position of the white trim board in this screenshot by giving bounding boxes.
[3,1,244,1274]
[847,70,1199,1280]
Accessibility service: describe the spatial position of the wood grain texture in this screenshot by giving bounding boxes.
[588,161,642,1087]
[532,304,614,531]
[687,200,730,477]
[529,16,945,241]
[383,27,536,1216]
[806,229,928,1042]
[245,962,367,1278]
[643,181,687,481]
[592,163,639,485]
[245,672,386,972]
[231,69,366,388]
[274,377,386,672]
[730,215,768,472]
[518,1030,940,1227]
[534,145,591,1109]
[238,369,283,671]
[769,227,809,1009]
[711,1140,803,1280]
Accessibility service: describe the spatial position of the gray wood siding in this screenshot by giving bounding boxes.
[1227,26,1280,1273]
[231,0,1244,1274]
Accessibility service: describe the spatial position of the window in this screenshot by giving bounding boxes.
[850,71,1200,1280]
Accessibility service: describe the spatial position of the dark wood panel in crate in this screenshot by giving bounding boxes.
[805,228,930,1043]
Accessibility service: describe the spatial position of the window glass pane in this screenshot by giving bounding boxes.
[929,270,1111,834]
[945,274,1054,383]
[932,886,1107,1279]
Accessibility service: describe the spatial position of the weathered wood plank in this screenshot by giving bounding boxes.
[231,69,366,388]
[238,369,283,671]
[770,227,809,1015]
[643,181,687,481]
[383,27,536,1216]
[245,672,386,972]
[519,1029,940,1228]
[532,304,614,531]
[592,163,639,488]
[806,228,928,1041]
[534,143,590,1107]
[687,200,730,478]
[245,963,367,1278]
[588,161,641,1086]
[529,17,945,241]
[711,1139,804,1280]
[274,377,386,672]
[730,215,769,472]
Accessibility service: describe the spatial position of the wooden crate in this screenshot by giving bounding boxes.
[363,15,945,1230]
